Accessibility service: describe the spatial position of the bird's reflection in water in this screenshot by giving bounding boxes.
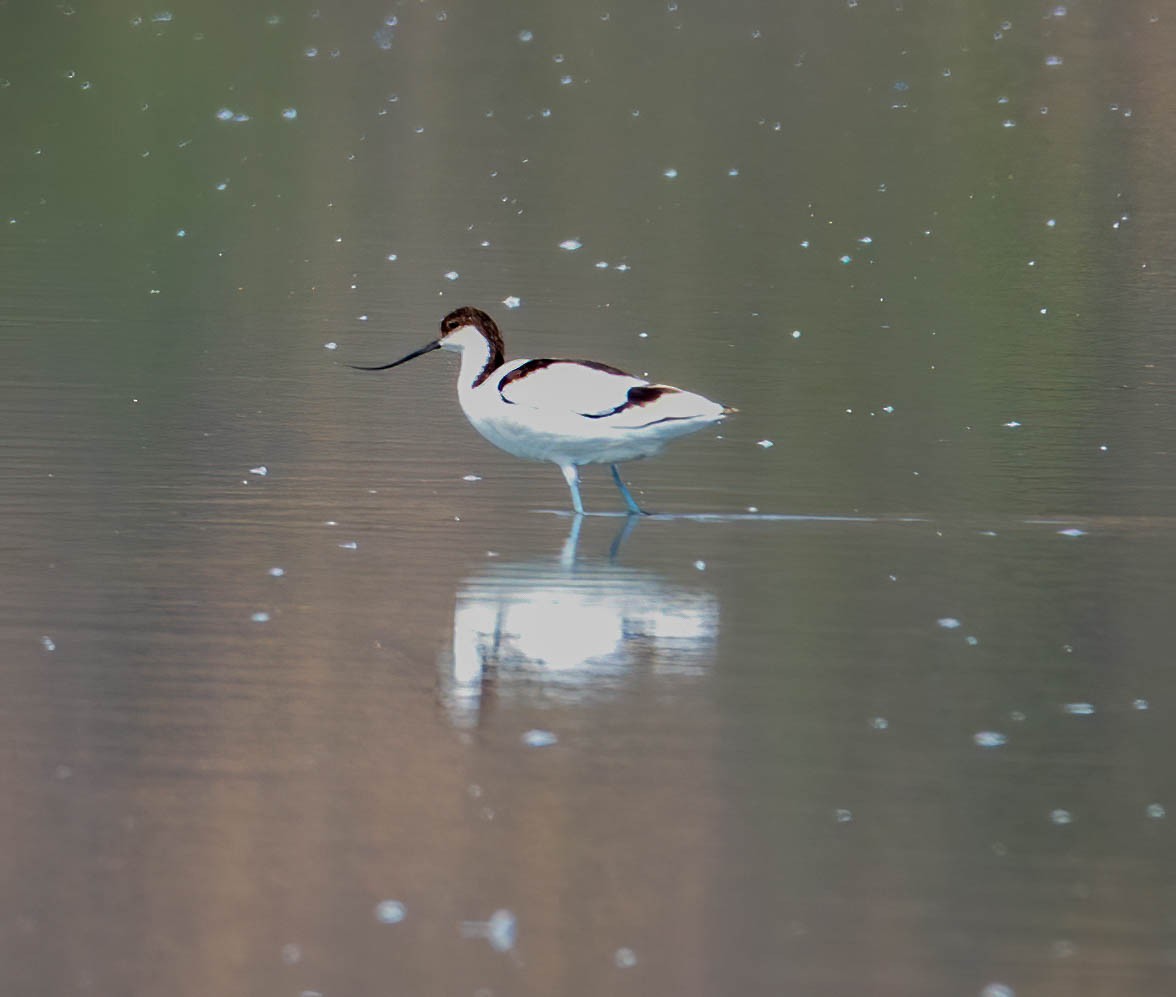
[440,517,719,727]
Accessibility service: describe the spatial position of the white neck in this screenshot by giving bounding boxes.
[444,328,500,392]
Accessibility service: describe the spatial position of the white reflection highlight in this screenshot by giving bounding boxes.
[441,519,718,727]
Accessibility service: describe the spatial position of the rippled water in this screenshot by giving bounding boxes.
[3,2,1176,995]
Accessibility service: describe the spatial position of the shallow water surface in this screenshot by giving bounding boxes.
[3,1,1176,995]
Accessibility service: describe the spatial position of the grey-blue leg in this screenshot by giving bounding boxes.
[559,463,585,516]
[610,464,649,516]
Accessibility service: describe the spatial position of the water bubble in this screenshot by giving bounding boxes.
[249,465,268,476]
[215,108,234,121]
[693,560,707,572]
[870,717,889,731]
[281,107,297,120]
[1049,808,1073,825]
[269,567,286,576]
[40,635,56,652]
[981,985,1016,997]
[756,439,774,448]
[1062,702,1095,716]
[251,611,270,623]
[373,26,395,49]
[663,167,679,179]
[614,948,638,968]
[559,238,583,251]
[937,617,961,629]
[974,731,1008,748]
[444,271,460,281]
[839,254,853,264]
[1132,698,1149,711]
[304,46,319,57]
[502,296,521,309]
[518,29,533,42]
[1045,55,1063,66]
[834,808,854,823]
[1057,528,1086,537]
[522,729,558,748]
[1146,803,1166,820]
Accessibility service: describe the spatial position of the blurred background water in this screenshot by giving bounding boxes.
[3,1,1176,995]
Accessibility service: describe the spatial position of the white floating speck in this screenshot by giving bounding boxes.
[251,611,270,623]
[269,567,285,577]
[800,240,810,248]
[518,29,533,42]
[1050,808,1073,825]
[727,167,740,176]
[1063,702,1095,716]
[176,228,186,238]
[791,330,802,339]
[663,167,678,179]
[1057,528,1086,537]
[462,474,482,482]
[444,271,460,281]
[522,729,558,748]
[615,263,630,271]
[756,439,774,448]
[693,560,707,571]
[857,235,873,245]
[559,238,582,251]
[965,635,979,646]
[280,943,301,965]
[870,716,889,731]
[374,900,406,924]
[839,254,853,264]
[40,635,56,652]
[281,107,298,120]
[882,404,894,413]
[937,617,961,629]
[386,253,398,261]
[1146,803,1166,820]
[249,465,268,476]
[1046,218,1057,227]
[974,731,1008,748]
[1045,55,1063,66]
[1132,698,1149,711]
[323,341,338,350]
[502,295,521,309]
[981,985,1016,997]
[1004,421,1021,428]
[594,260,609,269]
[338,541,358,550]
[834,808,853,824]
[614,948,638,969]
[460,909,517,952]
